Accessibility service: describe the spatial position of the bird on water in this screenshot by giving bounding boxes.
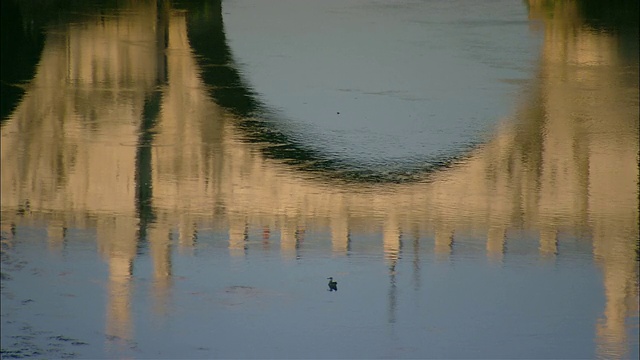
[327,277,338,291]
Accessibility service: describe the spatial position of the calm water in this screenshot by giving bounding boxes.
[1,0,639,359]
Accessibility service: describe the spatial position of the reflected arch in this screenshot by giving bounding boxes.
[181,0,476,183]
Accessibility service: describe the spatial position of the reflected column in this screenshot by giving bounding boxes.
[434,224,453,260]
[280,217,300,259]
[98,216,138,352]
[47,220,66,253]
[539,226,557,258]
[383,216,401,324]
[486,225,506,263]
[148,223,173,317]
[228,215,248,257]
[178,218,197,255]
[331,196,350,255]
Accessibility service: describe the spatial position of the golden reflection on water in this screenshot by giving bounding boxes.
[528,2,639,358]
[0,0,638,358]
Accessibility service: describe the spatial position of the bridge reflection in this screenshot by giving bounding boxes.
[0,0,637,358]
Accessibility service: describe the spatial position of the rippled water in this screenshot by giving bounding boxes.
[1,0,638,359]
[223,0,539,167]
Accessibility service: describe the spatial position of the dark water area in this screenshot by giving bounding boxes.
[1,0,638,359]
[0,1,44,121]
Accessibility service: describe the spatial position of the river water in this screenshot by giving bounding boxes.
[1,0,638,359]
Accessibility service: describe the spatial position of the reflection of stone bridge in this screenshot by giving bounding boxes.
[0,1,638,357]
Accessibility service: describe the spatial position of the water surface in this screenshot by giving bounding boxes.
[1,0,638,359]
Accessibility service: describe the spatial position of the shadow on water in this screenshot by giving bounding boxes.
[136,0,170,246]
[0,1,45,122]
[527,0,639,33]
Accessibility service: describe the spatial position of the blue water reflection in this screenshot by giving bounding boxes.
[1,0,638,359]
[0,225,616,359]
[223,0,540,167]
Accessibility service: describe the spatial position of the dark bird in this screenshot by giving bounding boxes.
[327,277,338,292]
